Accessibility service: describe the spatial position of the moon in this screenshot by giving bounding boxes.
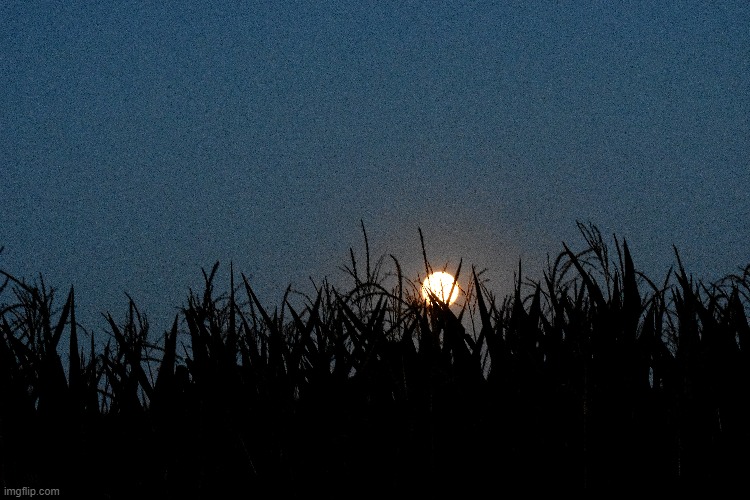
[421,271,460,305]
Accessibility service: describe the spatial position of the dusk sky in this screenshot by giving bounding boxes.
[2,1,748,335]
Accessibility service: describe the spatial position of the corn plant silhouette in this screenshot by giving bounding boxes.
[0,223,748,498]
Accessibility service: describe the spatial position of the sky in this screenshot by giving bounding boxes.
[1,1,748,337]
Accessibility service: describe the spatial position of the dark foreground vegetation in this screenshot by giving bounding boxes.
[1,223,749,497]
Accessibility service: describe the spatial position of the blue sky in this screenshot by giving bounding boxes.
[2,1,748,334]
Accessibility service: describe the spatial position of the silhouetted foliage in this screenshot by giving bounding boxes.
[1,222,748,497]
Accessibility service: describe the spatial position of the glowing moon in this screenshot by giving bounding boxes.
[421,272,460,305]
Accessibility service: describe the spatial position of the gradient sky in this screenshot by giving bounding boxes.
[2,1,748,335]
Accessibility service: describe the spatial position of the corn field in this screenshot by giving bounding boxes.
[1,222,748,497]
